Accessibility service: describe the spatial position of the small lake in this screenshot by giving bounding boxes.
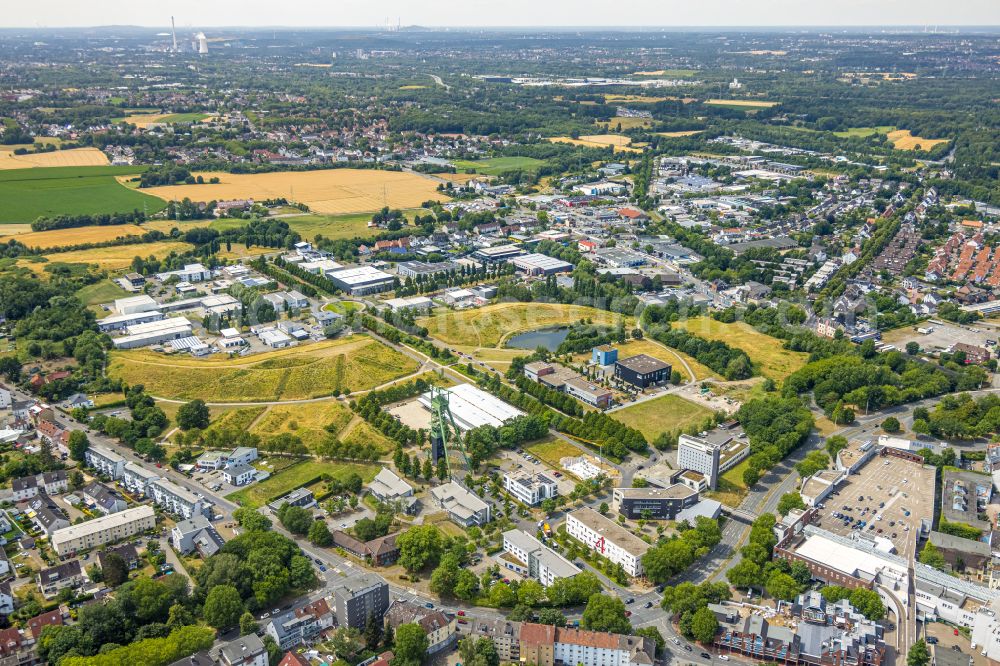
[506,327,570,352]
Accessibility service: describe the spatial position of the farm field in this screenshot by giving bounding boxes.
[597,116,654,130]
[833,126,896,138]
[16,241,194,273]
[672,317,807,381]
[704,99,778,109]
[0,224,29,236]
[451,156,547,176]
[418,302,631,348]
[548,135,642,153]
[656,130,704,138]
[136,169,449,215]
[886,129,949,151]
[4,224,146,249]
[603,94,673,103]
[118,112,213,128]
[0,147,109,170]
[107,334,420,401]
[250,402,355,451]
[228,459,379,508]
[0,165,163,223]
[610,394,713,441]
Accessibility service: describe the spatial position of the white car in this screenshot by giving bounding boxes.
[719,656,730,661]
[672,638,680,646]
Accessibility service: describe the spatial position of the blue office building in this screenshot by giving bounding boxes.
[592,345,618,366]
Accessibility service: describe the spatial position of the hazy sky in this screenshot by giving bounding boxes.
[6,0,1000,28]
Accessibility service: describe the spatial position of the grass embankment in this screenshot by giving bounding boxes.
[108,335,419,401]
[418,302,630,348]
[671,318,807,381]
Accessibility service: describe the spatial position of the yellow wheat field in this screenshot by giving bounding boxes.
[135,169,450,215]
[548,135,643,153]
[597,117,654,130]
[0,147,109,170]
[656,130,704,138]
[886,129,949,151]
[2,224,146,249]
[705,99,779,108]
[16,241,194,273]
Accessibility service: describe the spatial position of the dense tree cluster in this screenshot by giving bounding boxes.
[642,517,723,583]
[30,211,147,232]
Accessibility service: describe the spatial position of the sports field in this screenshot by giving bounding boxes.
[16,241,194,273]
[4,224,145,249]
[418,303,630,348]
[137,169,448,215]
[0,147,109,170]
[611,394,713,440]
[886,129,949,151]
[107,335,419,401]
[228,460,379,508]
[452,156,546,176]
[0,165,164,223]
[704,99,778,109]
[671,317,808,381]
[548,135,642,153]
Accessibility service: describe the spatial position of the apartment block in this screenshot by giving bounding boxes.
[149,478,212,519]
[85,443,126,480]
[565,507,649,577]
[501,530,579,586]
[50,505,156,556]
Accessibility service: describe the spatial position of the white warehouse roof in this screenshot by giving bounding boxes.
[328,266,394,286]
[419,383,524,431]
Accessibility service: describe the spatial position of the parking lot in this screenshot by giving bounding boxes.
[497,450,576,496]
[812,453,935,562]
[885,319,1000,355]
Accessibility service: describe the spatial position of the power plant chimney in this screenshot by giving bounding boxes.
[170,16,178,52]
[196,32,208,55]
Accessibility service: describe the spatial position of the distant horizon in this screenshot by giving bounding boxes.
[3,24,1000,31]
[4,0,999,30]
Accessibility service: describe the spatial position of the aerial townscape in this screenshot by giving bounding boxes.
[0,7,999,666]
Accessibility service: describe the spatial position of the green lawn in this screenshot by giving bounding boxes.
[0,165,165,223]
[282,213,382,241]
[452,157,546,176]
[610,394,713,440]
[76,279,130,318]
[526,437,585,469]
[228,459,379,508]
[160,112,212,124]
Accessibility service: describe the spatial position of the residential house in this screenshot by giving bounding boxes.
[171,514,225,558]
[11,471,67,502]
[385,601,457,654]
[36,560,85,599]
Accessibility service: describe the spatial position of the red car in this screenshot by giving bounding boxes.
[625,611,632,617]
[458,611,465,616]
